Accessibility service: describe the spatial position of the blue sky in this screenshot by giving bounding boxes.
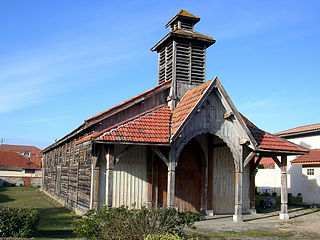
[0,0,319,149]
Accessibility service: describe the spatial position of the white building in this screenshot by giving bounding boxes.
[256,123,320,203]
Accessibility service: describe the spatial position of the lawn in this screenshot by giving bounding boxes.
[0,186,80,239]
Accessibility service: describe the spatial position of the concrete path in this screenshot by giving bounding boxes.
[195,207,320,234]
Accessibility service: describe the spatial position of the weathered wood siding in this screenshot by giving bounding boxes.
[43,141,92,212]
[212,144,235,214]
[112,145,148,208]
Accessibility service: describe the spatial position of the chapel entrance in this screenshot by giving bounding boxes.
[174,140,204,211]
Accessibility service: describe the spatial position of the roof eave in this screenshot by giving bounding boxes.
[93,140,170,146]
[256,148,309,156]
[277,129,320,138]
[42,123,86,153]
[151,32,215,52]
[291,161,320,165]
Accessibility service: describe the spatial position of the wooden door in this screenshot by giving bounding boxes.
[175,142,203,211]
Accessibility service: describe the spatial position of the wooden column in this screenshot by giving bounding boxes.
[146,148,153,208]
[233,151,243,222]
[280,155,289,220]
[249,161,256,214]
[90,155,99,210]
[167,161,176,208]
[105,145,114,208]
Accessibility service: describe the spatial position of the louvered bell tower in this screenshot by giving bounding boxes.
[151,10,215,109]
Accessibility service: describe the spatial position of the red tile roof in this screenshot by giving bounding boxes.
[256,157,275,169]
[291,149,320,165]
[0,144,41,153]
[171,80,213,137]
[85,80,171,122]
[75,134,94,145]
[240,114,308,153]
[94,104,171,143]
[0,144,42,166]
[275,123,320,136]
[247,125,309,153]
[0,151,40,169]
[77,79,308,154]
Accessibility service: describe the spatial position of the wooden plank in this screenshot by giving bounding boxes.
[252,155,263,170]
[243,152,256,168]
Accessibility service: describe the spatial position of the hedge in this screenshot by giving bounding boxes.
[0,207,40,238]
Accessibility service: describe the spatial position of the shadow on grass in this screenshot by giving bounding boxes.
[36,229,76,239]
[0,187,14,203]
[36,207,80,239]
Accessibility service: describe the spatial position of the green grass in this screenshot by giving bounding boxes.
[0,186,80,239]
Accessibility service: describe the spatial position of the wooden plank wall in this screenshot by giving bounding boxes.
[43,141,92,212]
[112,145,148,208]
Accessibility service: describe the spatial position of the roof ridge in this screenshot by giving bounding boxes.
[85,80,171,122]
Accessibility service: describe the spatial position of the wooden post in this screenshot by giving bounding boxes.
[167,161,176,208]
[146,148,153,208]
[92,167,99,210]
[280,155,289,220]
[90,156,98,209]
[233,151,243,222]
[249,160,256,214]
[105,145,114,208]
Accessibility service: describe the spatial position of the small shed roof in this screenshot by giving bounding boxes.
[275,123,320,136]
[247,125,309,154]
[291,149,320,165]
[165,9,200,28]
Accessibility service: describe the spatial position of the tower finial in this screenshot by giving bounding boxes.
[165,10,200,31]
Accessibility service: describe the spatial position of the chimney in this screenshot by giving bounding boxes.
[151,10,216,108]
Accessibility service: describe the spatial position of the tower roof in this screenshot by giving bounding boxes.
[165,10,200,28]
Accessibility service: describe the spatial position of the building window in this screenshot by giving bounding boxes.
[25,169,35,174]
[307,169,314,176]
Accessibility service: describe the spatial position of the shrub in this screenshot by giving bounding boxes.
[0,207,39,238]
[144,233,199,240]
[73,206,202,240]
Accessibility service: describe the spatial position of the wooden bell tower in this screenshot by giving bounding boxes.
[151,10,216,109]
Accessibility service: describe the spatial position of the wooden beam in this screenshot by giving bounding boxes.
[239,139,250,145]
[115,145,133,165]
[271,156,282,168]
[252,155,262,170]
[151,147,169,166]
[243,152,256,168]
[224,111,234,119]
